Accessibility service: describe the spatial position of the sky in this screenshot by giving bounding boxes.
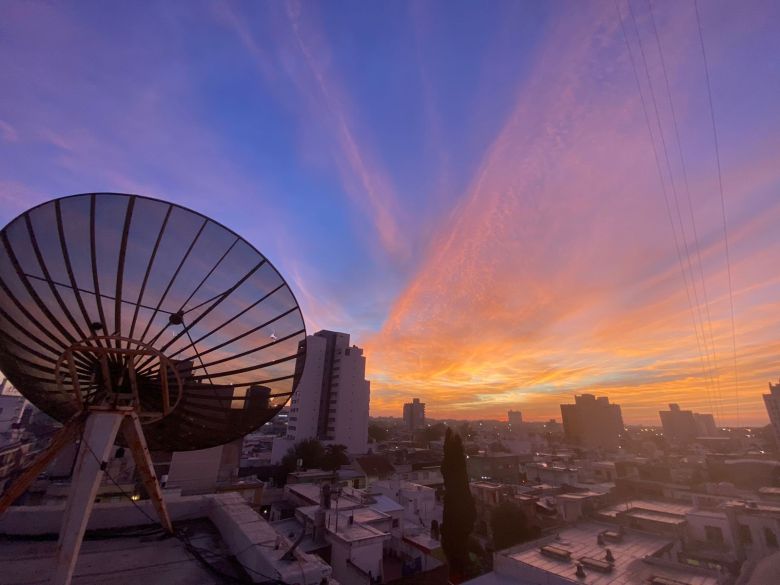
[1,0,779,425]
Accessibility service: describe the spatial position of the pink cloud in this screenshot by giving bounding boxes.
[365,2,780,425]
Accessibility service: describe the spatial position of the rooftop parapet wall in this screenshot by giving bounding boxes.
[207,492,332,585]
[0,492,208,536]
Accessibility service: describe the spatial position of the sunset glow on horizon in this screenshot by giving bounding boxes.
[2,1,779,425]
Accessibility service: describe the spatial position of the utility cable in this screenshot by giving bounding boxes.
[648,0,722,422]
[694,0,740,426]
[628,0,722,416]
[615,0,720,419]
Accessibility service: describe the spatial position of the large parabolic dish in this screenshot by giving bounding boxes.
[0,193,306,451]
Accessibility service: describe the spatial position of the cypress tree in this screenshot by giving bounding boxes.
[441,427,476,580]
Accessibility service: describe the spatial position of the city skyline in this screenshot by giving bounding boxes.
[2,1,780,425]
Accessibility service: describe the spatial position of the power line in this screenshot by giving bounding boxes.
[694,0,741,426]
[627,0,722,418]
[614,0,720,419]
[643,0,724,420]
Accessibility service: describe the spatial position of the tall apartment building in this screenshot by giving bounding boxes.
[659,404,718,444]
[272,330,370,462]
[560,394,624,451]
[764,379,780,447]
[403,398,425,433]
[508,410,523,425]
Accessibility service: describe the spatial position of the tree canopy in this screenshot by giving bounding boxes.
[368,424,389,442]
[421,422,447,443]
[275,438,349,485]
[441,428,477,581]
[322,444,349,471]
[490,501,541,550]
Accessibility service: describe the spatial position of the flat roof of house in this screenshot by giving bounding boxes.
[558,491,604,501]
[626,509,687,525]
[599,499,694,518]
[368,494,405,514]
[296,506,390,543]
[506,522,719,585]
[287,483,364,510]
[403,532,442,554]
[471,481,505,490]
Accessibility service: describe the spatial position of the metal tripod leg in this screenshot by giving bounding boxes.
[121,411,173,533]
[0,412,86,515]
[51,411,124,585]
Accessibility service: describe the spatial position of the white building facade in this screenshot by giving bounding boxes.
[272,330,370,462]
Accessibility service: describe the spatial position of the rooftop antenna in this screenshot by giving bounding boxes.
[0,193,307,585]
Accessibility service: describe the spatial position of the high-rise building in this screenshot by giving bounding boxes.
[693,412,717,436]
[659,404,696,443]
[403,398,425,433]
[659,404,718,443]
[560,394,624,451]
[272,330,370,462]
[763,379,780,446]
[508,410,523,425]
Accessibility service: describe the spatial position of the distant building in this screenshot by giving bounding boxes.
[660,403,718,444]
[272,330,370,462]
[560,394,624,451]
[403,398,425,433]
[763,379,780,447]
[467,453,522,484]
[508,410,523,425]
[0,395,28,438]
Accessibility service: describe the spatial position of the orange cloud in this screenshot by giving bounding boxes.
[365,3,780,425]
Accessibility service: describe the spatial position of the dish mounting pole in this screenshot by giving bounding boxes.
[50,406,173,585]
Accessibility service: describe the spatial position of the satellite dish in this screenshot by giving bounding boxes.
[0,193,307,583]
[0,192,306,450]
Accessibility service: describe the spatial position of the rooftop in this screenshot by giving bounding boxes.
[1,492,332,585]
[599,499,694,519]
[0,519,247,585]
[296,505,391,544]
[505,522,719,585]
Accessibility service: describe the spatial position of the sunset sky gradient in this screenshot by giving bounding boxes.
[1,1,779,424]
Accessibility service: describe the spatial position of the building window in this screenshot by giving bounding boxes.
[765,528,778,548]
[738,524,752,545]
[392,519,399,528]
[705,525,724,545]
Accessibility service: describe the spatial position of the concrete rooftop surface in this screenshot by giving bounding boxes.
[0,519,247,585]
[505,522,720,585]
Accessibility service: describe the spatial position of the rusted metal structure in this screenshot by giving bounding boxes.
[0,193,307,584]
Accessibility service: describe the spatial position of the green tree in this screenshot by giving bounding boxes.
[422,422,447,443]
[275,438,325,485]
[322,444,349,471]
[368,424,389,442]
[490,501,540,550]
[441,428,476,581]
[457,421,474,441]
